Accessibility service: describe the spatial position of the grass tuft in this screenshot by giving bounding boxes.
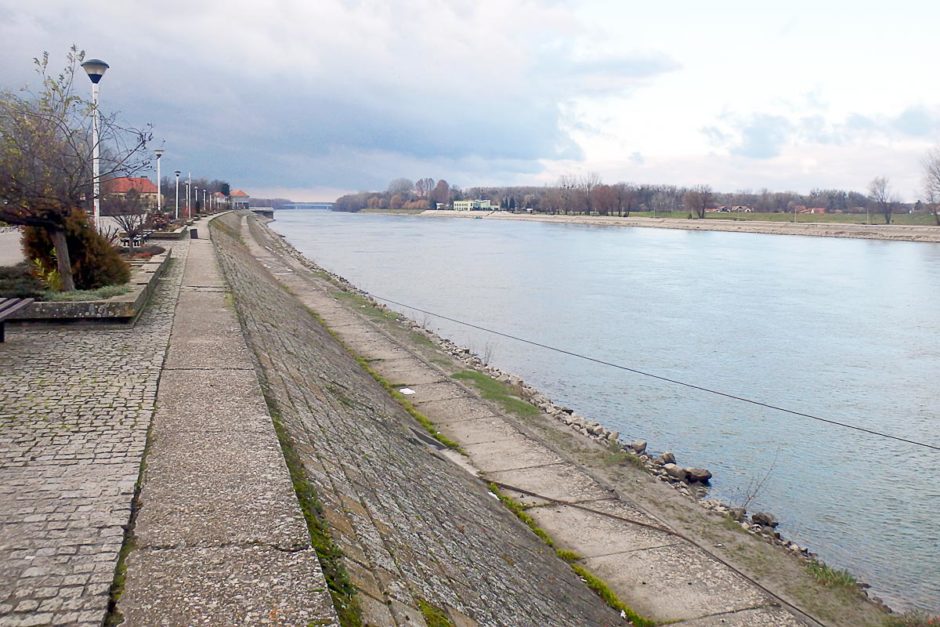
[452,370,539,417]
[270,407,363,626]
[416,598,454,627]
[487,484,654,626]
[807,561,858,589]
[883,611,940,626]
[44,283,131,301]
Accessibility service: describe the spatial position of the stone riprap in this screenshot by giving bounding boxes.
[212,213,620,626]
[0,241,186,626]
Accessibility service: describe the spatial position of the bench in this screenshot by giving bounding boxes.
[0,297,34,342]
[120,230,154,248]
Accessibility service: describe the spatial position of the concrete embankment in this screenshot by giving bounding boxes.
[220,211,893,626]
[419,210,940,243]
[211,213,620,625]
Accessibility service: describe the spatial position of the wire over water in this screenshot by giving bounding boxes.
[370,294,940,453]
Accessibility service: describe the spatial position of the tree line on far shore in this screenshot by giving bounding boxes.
[334,154,940,226]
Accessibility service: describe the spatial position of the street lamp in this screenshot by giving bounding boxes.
[174,170,181,221]
[81,58,109,229]
[154,148,164,213]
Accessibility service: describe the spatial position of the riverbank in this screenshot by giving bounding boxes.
[253,212,903,625]
[418,210,940,243]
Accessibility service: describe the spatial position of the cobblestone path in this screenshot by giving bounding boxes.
[212,214,620,626]
[0,242,186,626]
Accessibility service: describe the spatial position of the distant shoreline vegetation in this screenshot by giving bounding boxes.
[331,175,940,226]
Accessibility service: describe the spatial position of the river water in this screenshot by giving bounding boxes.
[270,210,940,612]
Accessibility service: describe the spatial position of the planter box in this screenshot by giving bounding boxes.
[11,250,172,322]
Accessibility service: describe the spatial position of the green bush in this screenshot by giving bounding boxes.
[22,209,130,290]
[0,262,46,298]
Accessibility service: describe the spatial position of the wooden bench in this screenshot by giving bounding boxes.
[0,297,34,342]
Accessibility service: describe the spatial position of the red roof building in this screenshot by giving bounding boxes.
[231,189,250,209]
[103,177,159,210]
[104,177,158,195]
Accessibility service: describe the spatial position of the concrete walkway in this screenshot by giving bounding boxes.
[242,215,813,626]
[116,217,337,624]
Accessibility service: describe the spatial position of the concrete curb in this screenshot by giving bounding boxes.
[11,251,172,322]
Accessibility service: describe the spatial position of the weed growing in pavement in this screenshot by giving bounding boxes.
[417,598,454,627]
[486,484,654,627]
[452,370,539,418]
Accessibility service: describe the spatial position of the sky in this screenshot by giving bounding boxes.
[1,0,938,202]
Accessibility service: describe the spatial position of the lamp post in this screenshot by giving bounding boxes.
[154,148,164,213]
[80,58,109,229]
[187,172,192,221]
[194,186,199,215]
[174,170,181,221]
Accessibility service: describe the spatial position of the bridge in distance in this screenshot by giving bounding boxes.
[282,202,334,209]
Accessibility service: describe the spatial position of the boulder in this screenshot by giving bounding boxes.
[664,463,688,481]
[751,512,778,528]
[686,468,712,484]
[607,431,620,442]
[661,451,676,464]
[629,439,647,454]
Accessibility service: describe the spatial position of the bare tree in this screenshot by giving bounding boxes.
[387,178,414,197]
[0,46,151,290]
[414,177,435,198]
[579,172,601,214]
[429,179,450,207]
[922,147,940,225]
[651,191,672,218]
[557,175,577,215]
[868,176,898,225]
[683,185,712,219]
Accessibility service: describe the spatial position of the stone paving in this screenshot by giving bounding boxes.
[234,214,814,627]
[0,240,186,626]
[213,214,621,626]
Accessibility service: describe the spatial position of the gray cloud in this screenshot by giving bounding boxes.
[0,1,675,195]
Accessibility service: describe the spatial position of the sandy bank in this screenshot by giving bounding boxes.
[419,210,940,243]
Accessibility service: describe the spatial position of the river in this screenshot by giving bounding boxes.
[270,209,940,613]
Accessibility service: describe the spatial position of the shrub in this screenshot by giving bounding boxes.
[146,212,171,230]
[0,262,46,298]
[22,209,130,290]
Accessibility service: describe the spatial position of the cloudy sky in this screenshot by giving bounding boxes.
[1,0,938,201]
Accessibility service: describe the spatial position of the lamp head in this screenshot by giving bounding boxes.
[81,59,110,84]
[154,148,164,159]
[175,170,181,177]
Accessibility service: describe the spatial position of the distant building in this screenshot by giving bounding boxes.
[104,177,158,208]
[453,199,498,211]
[230,189,250,209]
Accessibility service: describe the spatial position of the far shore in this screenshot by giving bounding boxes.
[416,209,940,243]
